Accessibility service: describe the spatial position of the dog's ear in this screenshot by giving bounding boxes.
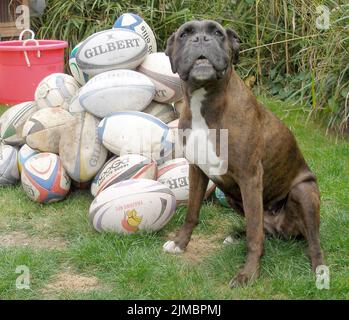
[226,28,240,65]
[165,32,177,73]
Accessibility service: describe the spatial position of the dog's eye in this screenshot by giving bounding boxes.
[180,32,187,39]
[215,29,223,37]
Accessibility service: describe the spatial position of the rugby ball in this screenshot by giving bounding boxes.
[174,98,185,115]
[138,52,182,103]
[167,119,184,158]
[0,101,38,146]
[91,154,157,197]
[21,153,71,203]
[113,13,157,54]
[0,145,19,185]
[22,107,75,154]
[143,101,178,124]
[157,158,216,204]
[98,111,174,161]
[76,29,148,76]
[69,42,91,85]
[78,69,155,118]
[89,179,176,233]
[18,144,39,173]
[35,73,80,110]
[68,89,85,113]
[168,119,179,129]
[215,187,230,208]
[59,112,108,182]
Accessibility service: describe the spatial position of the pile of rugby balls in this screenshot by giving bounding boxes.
[0,13,224,235]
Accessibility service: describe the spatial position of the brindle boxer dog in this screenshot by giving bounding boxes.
[163,20,324,287]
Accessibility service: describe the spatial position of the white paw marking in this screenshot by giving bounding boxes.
[163,240,184,254]
[223,236,236,245]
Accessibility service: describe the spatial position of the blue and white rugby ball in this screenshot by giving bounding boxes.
[69,42,91,86]
[0,145,19,186]
[113,13,157,54]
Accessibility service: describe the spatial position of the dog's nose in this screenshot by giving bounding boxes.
[193,33,211,43]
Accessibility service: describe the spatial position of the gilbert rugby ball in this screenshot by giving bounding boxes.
[0,145,19,185]
[98,111,174,161]
[143,101,178,124]
[89,179,176,233]
[91,154,157,197]
[0,101,38,146]
[78,69,155,118]
[21,153,71,203]
[18,144,39,173]
[69,42,91,85]
[22,107,75,154]
[76,29,148,76]
[113,13,157,54]
[157,158,216,204]
[138,52,182,103]
[59,112,108,182]
[35,73,80,110]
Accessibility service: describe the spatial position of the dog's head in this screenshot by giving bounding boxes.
[165,20,240,86]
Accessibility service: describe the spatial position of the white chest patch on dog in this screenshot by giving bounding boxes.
[184,88,227,180]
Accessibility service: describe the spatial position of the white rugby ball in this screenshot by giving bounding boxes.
[21,153,71,203]
[68,88,85,113]
[113,13,157,54]
[35,73,80,110]
[78,69,155,118]
[98,111,174,161]
[18,144,39,173]
[143,101,178,124]
[157,158,216,204]
[174,98,185,115]
[0,101,38,146]
[89,179,176,233]
[22,107,75,154]
[59,112,108,182]
[69,42,91,85]
[0,145,19,185]
[91,154,157,197]
[76,29,148,76]
[168,119,179,129]
[138,52,182,103]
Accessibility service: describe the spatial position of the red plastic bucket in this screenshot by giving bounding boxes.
[0,33,68,105]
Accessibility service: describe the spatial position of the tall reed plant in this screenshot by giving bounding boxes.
[32,0,349,135]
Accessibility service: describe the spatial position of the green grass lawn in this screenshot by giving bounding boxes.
[0,98,348,300]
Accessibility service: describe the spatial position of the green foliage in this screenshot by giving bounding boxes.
[31,0,349,134]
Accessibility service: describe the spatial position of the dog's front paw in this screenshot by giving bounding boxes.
[229,270,259,288]
[163,240,184,254]
[223,236,237,245]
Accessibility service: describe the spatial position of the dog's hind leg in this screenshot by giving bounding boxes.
[264,180,324,271]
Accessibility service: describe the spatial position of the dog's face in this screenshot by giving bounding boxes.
[165,20,240,85]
